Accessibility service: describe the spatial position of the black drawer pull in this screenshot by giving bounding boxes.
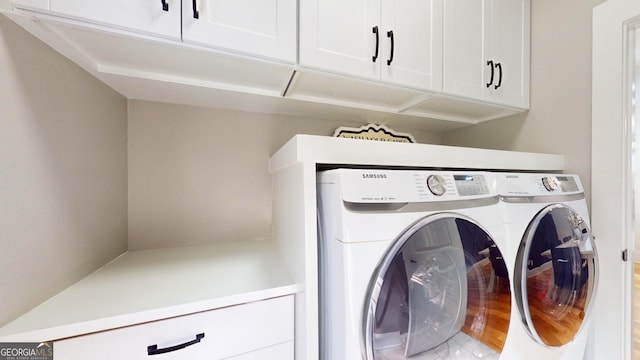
[160,0,168,11]
[147,333,205,356]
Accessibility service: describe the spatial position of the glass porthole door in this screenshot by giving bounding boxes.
[363,213,511,360]
[514,204,597,347]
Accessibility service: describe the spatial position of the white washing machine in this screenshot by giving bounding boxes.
[494,173,597,359]
[317,168,513,360]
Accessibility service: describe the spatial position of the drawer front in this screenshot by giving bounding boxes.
[227,341,293,360]
[55,296,293,360]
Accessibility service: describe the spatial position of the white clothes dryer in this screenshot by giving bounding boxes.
[494,173,597,359]
[317,169,512,360]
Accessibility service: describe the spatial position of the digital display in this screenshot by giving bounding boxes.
[454,174,489,195]
[559,176,579,192]
[454,175,474,181]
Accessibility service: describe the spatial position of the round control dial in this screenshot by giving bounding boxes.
[427,175,447,196]
[542,176,560,192]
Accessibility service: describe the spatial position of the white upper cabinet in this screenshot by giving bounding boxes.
[299,0,443,92]
[299,0,380,81]
[5,0,530,128]
[48,0,181,40]
[182,0,296,62]
[10,0,296,62]
[443,0,530,108]
[487,0,530,108]
[380,0,443,91]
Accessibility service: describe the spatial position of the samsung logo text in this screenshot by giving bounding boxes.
[362,173,387,179]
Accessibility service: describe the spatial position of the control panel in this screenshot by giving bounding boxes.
[322,169,495,203]
[496,173,583,197]
[541,175,579,192]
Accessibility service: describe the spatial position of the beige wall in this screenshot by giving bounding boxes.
[442,0,599,209]
[127,100,441,250]
[0,16,128,326]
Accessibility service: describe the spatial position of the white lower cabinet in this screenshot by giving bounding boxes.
[54,296,293,360]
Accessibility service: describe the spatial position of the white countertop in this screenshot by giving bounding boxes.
[269,135,564,172]
[0,239,298,342]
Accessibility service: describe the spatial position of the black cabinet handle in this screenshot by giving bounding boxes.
[147,333,205,356]
[386,30,394,66]
[486,60,494,88]
[494,62,503,89]
[192,0,199,19]
[160,0,168,11]
[372,26,379,62]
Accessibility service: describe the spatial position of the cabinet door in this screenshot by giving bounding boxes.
[443,0,529,109]
[442,0,486,101]
[48,0,181,40]
[485,0,530,109]
[182,0,296,63]
[299,0,381,80]
[380,0,443,92]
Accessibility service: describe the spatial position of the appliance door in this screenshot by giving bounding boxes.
[514,204,597,347]
[362,213,511,360]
